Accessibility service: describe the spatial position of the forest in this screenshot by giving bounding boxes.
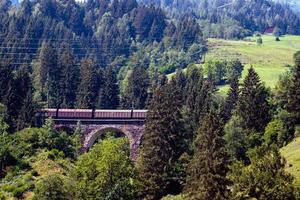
[0,0,300,199]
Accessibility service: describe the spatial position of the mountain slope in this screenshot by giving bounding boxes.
[274,0,300,11]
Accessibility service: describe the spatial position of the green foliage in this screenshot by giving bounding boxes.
[122,66,149,109]
[72,137,138,200]
[99,65,120,109]
[185,112,230,200]
[257,36,263,45]
[264,119,290,147]
[294,51,300,67]
[224,115,248,162]
[220,75,239,123]
[39,43,61,108]
[0,116,10,174]
[60,46,80,108]
[76,59,101,109]
[184,66,216,136]
[203,60,227,84]
[237,67,271,133]
[230,145,298,200]
[3,67,35,132]
[137,81,186,199]
[0,61,12,103]
[34,173,74,200]
[286,51,300,124]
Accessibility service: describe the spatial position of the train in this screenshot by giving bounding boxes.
[39,108,147,119]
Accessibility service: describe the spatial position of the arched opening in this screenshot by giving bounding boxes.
[85,127,131,151]
[92,128,126,147]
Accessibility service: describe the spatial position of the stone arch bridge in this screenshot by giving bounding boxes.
[37,109,147,159]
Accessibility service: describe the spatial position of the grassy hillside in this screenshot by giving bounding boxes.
[281,134,300,186]
[207,35,300,92]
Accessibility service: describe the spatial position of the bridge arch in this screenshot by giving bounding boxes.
[81,124,144,160]
[83,126,132,150]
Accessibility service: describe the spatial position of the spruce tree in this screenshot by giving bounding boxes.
[122,66,149,109]
[185,112,230,200]
[0,61,13,102]
[286,51,300,124]
[40,43,62,108]
[221,75,239,123]
[137,81,185,199]
[99,65,119,109]
[184,67,216,136]
[17,90,35,131]
[237,67,270,133]
[173,69,186,104]
[76,59,101,109]
[39,43,60,105]
[3,69,33,132]
[60,46,79,108]
[184,67,204,133]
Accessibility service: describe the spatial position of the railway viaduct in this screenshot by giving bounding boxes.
[38,109,147,160]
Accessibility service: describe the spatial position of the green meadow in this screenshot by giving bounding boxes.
[207,35,300,92]
[281,134,300,186]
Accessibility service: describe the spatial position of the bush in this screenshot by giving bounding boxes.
[34,173,74,200]
[264,119,288,147]
[256,37,263,45]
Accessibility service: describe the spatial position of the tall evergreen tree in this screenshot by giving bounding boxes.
[220,75,239,123]
[184,67,216,137]
[47,46,62,109]
[76,59,101,109]
[286,51,300,124]
[184,67,204,133]
[59,46,79,108]
[17,88,35,131]
[236,67,270,133]
[38,43,59,103]
[137,81,185,199]
[0,61,13,102]
[185,112,230,200]
[3,68,33,132]
[99,65,119,109]
[173,69,186,104]
[122,66,149,109]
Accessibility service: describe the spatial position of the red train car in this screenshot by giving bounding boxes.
[132,110,147,119]
[39,109,147,119]
[94,110,132,119]
[58,109,93,119]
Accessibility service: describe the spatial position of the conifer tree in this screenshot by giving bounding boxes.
[185,112,230,200]
[0,61,13,102]
[230,145,297,199]
[17,90,35,131]
[60,47,79,108]
[39,43,60,106]
[173,69,186,104]
[236,67,270,133]
[99,65,119,109]
[76,59,101,109]
[221,75,239,123]
[3,69,33,131]
[137,81,185,199]
[41,44,62,108]
[184,67,204,133]
[286,51,300,124]
[184,67,216,136]
[122,66,149,109]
